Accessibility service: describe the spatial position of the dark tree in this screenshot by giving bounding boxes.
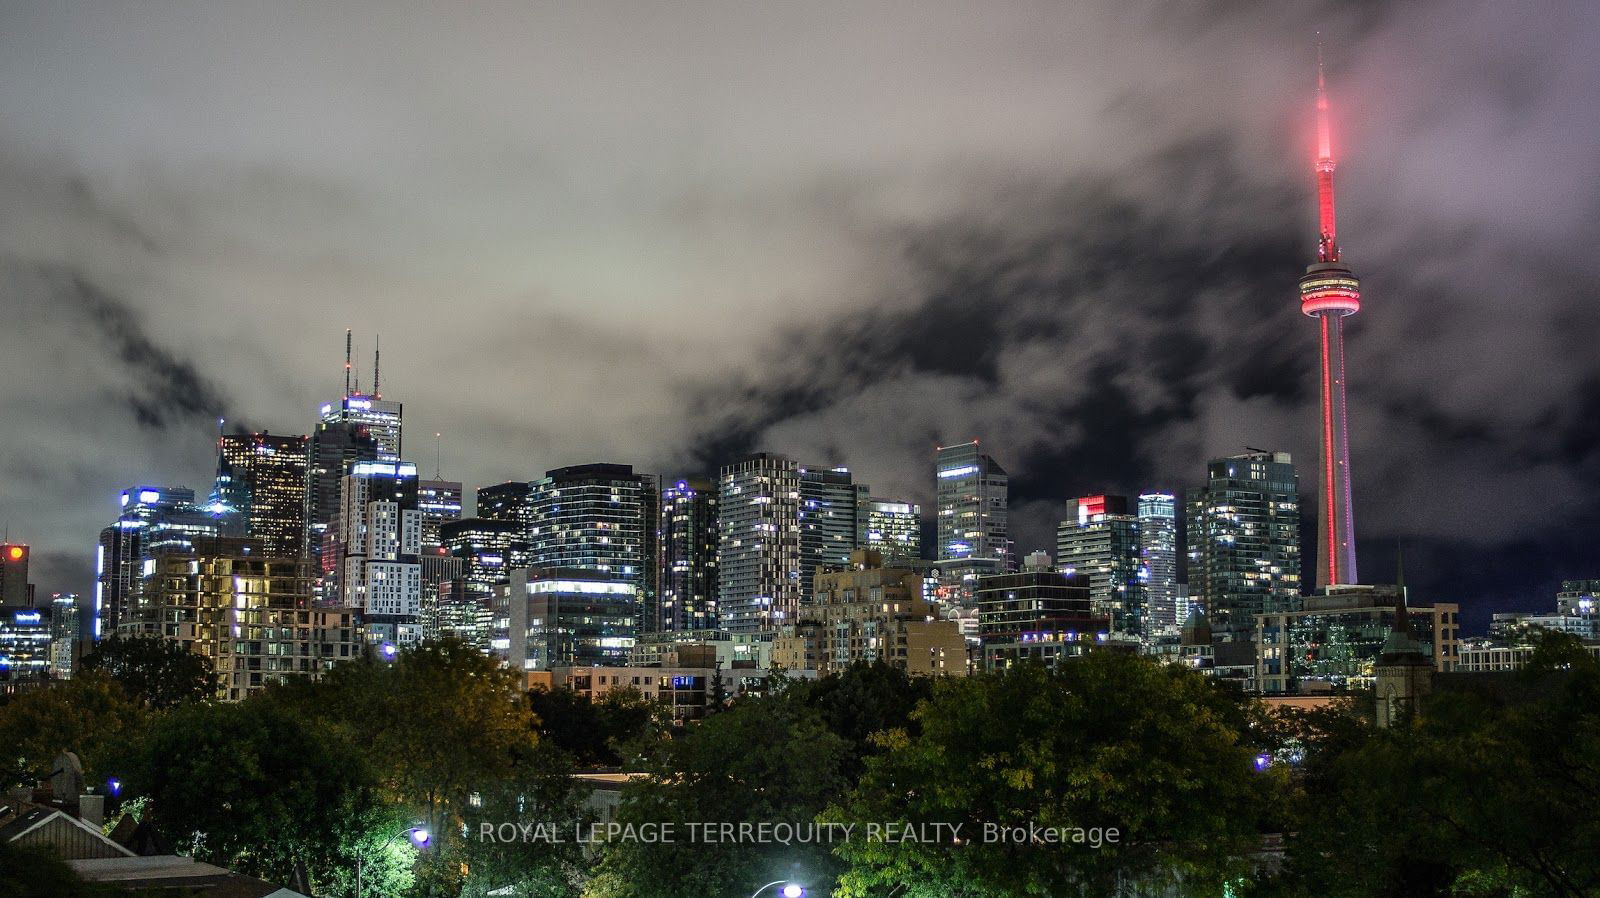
[80,634,215,708]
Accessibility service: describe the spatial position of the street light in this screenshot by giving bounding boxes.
[750,882,805,898]
[355,823,428,897]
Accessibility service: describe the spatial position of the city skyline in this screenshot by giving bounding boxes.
[3,3,1599,634]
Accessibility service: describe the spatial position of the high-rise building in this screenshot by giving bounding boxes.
[976,555,1109,671]
[772,550,966,677]
[476,481,534,527]
[96,486,236,636]
[1186,452,1302,641]
[658,478,719,633]
[718,453,802,634]
[935,441,1009,566]
[217,432,310,559]
[1299,57,1362,589]
[862,498,922,564]
[500,567,637,670]
[47,594,81,678]
[1138,493,1180,634]
[1557,580,1599,619]
[441,517,529,597]
[1056,495,1145,637]
[119,537,358,700]
[306,420,380,573]
[417,479,463,548]
[526,464,658,632]
[0,606,51,686]
[0,543,29,609]
[1256,585,1458,695]
[332,460,422,646]
[797,466,867,603]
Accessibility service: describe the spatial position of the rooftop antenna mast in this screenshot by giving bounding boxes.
[434,432,443,479]
[344,329,353,397]
[373,335,381,400]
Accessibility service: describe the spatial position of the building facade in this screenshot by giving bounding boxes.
[718,454,803,634]
[1186,452,1302,641]
[1137,492,1180,634]
[797,466,867,604]
[306,420,380,573]
[975,560,1109,671]
[1255,586,1459,695]
[861,498,921,565]
[500,567,638,671]
[1056,495,1145,638]
[772,551,966,677]
[218,432,310,559]
[417,479,464,548]
[120,539,358,700]
[658,478,719,633]
[96,487,234,637]
[333,461,423,646]
[934,441,1009,567]
[527,464,658,632]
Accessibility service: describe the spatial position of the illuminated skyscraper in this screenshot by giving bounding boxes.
[417,479,463,547]
[797,465,867,602]
[0,542,29,609]
[218,431,310,559]
[1186,452,1302,641]
[1137,492,1180,633]
[1299,53,1362,588]
[934,441,1008,566]
[1056,495,1144,637]
[332,460,423,646]
[718,453,802,634]
[526,464,658,628]
[658,478,719,633]
[96,486,236,635]
[306,420,379,573]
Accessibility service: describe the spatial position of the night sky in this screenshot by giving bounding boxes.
[2,2,1597,632]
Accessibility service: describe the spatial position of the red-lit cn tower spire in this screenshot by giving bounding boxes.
[1300,47,1361,588]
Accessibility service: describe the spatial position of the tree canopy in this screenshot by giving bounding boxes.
[79,634,216,708]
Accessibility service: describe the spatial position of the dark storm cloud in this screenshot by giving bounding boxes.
[18,264,232,429]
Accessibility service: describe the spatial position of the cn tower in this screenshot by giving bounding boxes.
[1299,50,1360,588]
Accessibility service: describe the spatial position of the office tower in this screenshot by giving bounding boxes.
[441,517,529,597]
[0,543,29,609]
[862,498,922,564]
[797,465,867,602]
[476,481,534,526]
[500,567,637,670]
[418,548,466,641]
[935,441,1009,566]
[306,420,380,573]
[96,486,235,635]
[772,550,965,677]
[1186,451,1302,640]
[417,479,463,547]
[658,478,719,633]
[217,431,310,559]
[1138,492,1180,634]
[321,332,402,460]
[120,537,357,700]
[48,593,81,679]
[718,453,803,634]
[526,464,658,633]
[1056,495,1145,637]
[476,483,534,525]
[1299,55,1363,588]
[976,558,1108,671]
[1257,585,1458,696]
[333,460,422,646]
[0,606,50,685]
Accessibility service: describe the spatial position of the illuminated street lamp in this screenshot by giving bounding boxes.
[751,881,805,898]
[356,823,429,897]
